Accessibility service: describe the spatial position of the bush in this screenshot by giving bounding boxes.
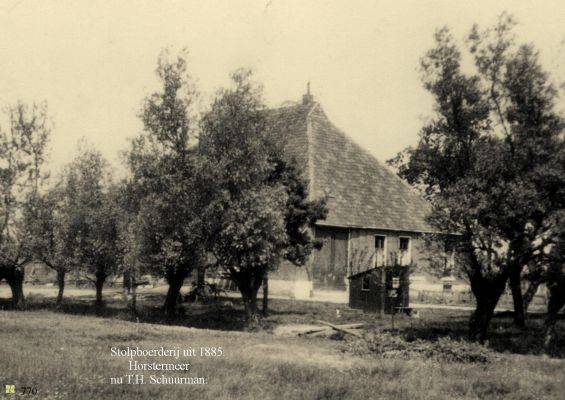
[346,332,493,363]
[431,337,492,363]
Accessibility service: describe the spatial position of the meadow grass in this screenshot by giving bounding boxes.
[0,289,564,399]
[1,310,564,400]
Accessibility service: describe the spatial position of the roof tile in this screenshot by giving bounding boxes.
[266,102,432,233]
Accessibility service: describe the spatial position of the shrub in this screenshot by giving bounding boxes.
[431,337,492,363]
[346,332,492,363]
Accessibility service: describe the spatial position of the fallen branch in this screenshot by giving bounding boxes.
[316,320,363,338]
[297,328,328,336]
[297,323,365,336]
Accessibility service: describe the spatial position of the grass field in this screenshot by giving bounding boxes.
[0,287,564,399]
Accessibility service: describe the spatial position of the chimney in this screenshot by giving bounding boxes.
[302,81,314,105]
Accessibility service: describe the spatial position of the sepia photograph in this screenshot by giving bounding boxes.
[0,1,564,399]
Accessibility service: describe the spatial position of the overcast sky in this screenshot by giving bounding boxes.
[1,0,564,175]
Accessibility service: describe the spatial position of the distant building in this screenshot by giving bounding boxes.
[441,276,457,292]
[267,89,434,298]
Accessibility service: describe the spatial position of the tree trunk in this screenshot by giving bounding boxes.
[123,270,131,293]
[262,272,269,315]
[235,273,263,327]
[197,264,206,291]
[509,268,526,328]
[164,279,184,317]
[241,288,260,326]
[163,265,193,317]
[544,280,565,351]
[7,267,25,310]
[56,269,66,305]
[94,272,106,308]
[523,277,543,313]
[130,273,137,315]
[468,273,507,343]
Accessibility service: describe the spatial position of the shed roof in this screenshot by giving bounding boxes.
[266,101,433,233]
[347,267,379,280]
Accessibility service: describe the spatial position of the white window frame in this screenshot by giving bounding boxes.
[374,235,387,267]
[398,236,412,266]
[445,240,456,270]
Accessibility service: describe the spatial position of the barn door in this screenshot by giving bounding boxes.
[312,227,348,290]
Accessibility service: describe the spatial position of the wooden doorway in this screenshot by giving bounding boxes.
[312,227,348,290]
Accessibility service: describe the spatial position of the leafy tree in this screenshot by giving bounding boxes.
[262,157,327,313]
[27,185,73,305]
[126,51,205,316]
[200,70,326,324]
[468,17,565,327]
[389,15,565,341]
[0,102,50,308]
[61,145,120,307]
[110,180,148,314]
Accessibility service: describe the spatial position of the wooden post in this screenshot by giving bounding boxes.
[130,272,137,315]
[262,272,269,315]
[380,267,386,317]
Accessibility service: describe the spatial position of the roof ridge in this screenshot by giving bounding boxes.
[305,102,320,119]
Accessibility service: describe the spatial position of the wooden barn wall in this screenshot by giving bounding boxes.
[310,226,349,289]
[270,226,430,291]
[348,228,429,275]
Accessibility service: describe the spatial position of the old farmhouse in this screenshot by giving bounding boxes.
[267,90,434,299]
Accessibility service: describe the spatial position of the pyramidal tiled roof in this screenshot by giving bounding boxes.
[266,101,433,233]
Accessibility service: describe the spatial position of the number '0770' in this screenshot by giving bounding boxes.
[21,386,38,395]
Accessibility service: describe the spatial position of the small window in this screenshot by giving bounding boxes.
[444,238,456,270]
[375,236,385,250]
[361,275,371,291]
[399,237,410,251]
[399,237,411,265]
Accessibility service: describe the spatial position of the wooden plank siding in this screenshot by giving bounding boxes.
[270,226,429,292]
[349,266,410,313]
[311,226,349,290]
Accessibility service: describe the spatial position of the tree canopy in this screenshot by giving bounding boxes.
[389,14,565,341]
[126,51,205,316]
[0,102,51,308]
[199,69,327,323]
[60,145,120,307]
